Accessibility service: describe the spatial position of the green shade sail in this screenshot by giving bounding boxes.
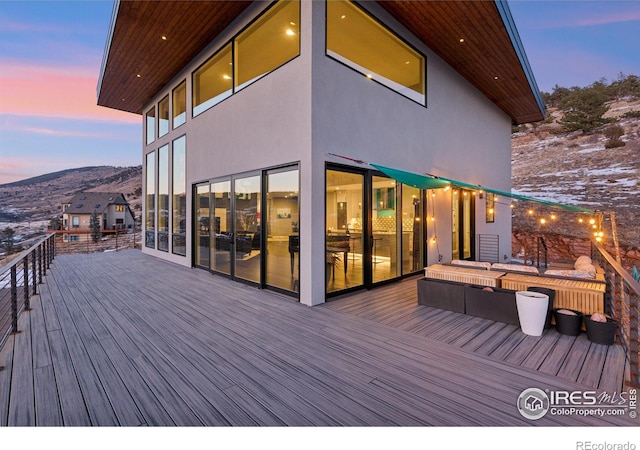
[371,163,594,213]
[370,164,450,190]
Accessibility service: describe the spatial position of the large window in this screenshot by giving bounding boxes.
[193,43,233,116]
[172,136,186,256]
[192,0,300,116]
[235,0,300,90]
[158,95,169,137]
[172,80,186,128]
[327,0,425,104]
[158,145,169,252]
[145,107,155,145]
[145,151,156,248]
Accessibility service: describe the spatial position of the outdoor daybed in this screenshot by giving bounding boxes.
[423,257,606,317]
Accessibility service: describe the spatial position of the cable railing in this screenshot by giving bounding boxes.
[592,240,640,387]
[0,233,56,351]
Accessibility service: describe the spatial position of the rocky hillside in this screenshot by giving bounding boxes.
[511,98,639,268]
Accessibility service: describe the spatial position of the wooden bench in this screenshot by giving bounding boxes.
[424,264,505,288]
[500,272,605,315]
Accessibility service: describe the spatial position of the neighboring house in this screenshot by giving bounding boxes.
[97,0,544,306]
[62,192,135,242]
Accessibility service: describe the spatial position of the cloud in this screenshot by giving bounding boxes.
[15,126,136,141]
[0,60,139,124]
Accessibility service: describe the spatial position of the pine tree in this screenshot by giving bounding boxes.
[90,211,102,243]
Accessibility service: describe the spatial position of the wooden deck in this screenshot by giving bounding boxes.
[325,278,628,393]
[0,250,635,426]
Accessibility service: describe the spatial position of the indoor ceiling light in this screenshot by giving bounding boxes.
[459,38,465,43]
[286,29,295,36]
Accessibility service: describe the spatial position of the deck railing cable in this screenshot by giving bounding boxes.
[592,240,640,387]
[0,233,56,352]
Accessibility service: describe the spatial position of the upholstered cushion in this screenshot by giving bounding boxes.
[450,259,491,270]
[575,255,592,268]
[544,269,595,279]
[491,263,539,274]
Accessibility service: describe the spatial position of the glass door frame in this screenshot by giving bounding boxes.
[192,164,301,300]
[452,188,476,261]
[326,163,427,299]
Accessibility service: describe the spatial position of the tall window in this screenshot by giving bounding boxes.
[172,80,186,128]
[172,136,186,256]
[235,0,300,90]
[193,43,233,116]
[327,0,425,104]
[486,192,495,223]
[145,107,155,145]
[158,95,169,137]
[145,151,156,248]
[158,145,169,252]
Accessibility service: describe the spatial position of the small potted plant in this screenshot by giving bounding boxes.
[553,308,583,336]
[584,313,618,345]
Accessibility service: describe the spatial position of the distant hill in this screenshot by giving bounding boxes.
[0,166,142,223]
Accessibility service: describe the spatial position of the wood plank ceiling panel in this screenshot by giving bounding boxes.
[98,1,543,124]
[98,1,252,115]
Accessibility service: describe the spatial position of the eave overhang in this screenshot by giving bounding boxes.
[97,0,545,124]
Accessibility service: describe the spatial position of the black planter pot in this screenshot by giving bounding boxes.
[553,308,583,336]
[585,315,618,345]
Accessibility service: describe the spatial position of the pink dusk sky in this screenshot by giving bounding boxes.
[1,0,639,185]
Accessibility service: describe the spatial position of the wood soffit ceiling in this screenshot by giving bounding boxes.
[97,1,544,124]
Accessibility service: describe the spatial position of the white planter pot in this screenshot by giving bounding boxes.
[516,291,549,336]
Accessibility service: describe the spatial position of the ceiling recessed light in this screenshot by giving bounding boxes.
[289,21,296,26]
[286,29,295,36]
[136,74,141,78]
[161,35,167,40]
[405,61,410,65]
[222,74,231,80]
[494,76,499,80]
[459,38,465,43]
[340,14,347,19]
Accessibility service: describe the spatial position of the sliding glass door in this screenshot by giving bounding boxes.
[326,165,425,297]
[195,165,299,297]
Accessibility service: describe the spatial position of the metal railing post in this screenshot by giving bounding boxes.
[10,266,18,334]
[38,246,43,284]
[23,256,30,311]
[31,251,37,295]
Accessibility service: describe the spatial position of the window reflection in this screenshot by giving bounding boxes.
[158,95,169,137]
[266,168,299,293]
[145,151,155,248]
[172,81,186,128]
[158,145,169,252]
[145,107,155,145]
[235,0,300,90]
[193,43,233,116]
[327,0,425,104]
[172,136,186,255]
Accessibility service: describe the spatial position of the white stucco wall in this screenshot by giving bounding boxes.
[140,0,517,306]
[311,1,514,276]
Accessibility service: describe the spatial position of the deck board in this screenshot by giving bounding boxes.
[0,250,633,427]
